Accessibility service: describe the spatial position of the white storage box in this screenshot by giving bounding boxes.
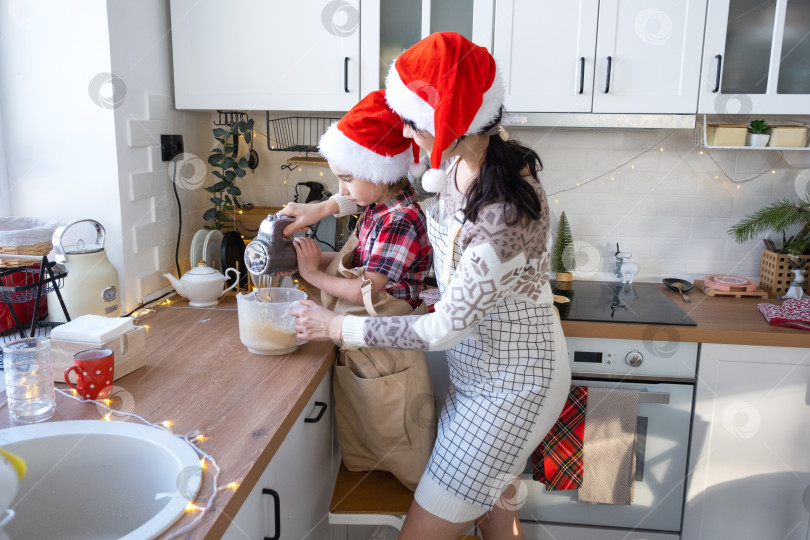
[51,326,146,383]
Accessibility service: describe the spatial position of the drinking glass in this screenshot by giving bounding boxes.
[2,337,56,423]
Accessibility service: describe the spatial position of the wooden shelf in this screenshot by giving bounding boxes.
[699,145,810,151]
[286,156,329,167]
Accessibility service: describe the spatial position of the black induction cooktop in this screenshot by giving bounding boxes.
[553,281,697,326]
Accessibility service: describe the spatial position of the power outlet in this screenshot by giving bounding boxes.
[160,134,184,161]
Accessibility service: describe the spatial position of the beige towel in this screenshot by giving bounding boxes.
[578,388,639,505]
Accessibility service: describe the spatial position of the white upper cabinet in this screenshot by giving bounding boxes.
[170,0,360,111]
[360,0,494,97]
[698,0,810,115]
[494,0,708,114]
[493,0,599,113]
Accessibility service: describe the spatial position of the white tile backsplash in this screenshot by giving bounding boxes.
[513,128,804,283]
[129,170,166,201]
[127,119,168,147]
[147,94,181,121]
[234,126,803,285]
[657,196,733,218]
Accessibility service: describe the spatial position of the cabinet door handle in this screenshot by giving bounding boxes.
[712,54,722,93]
[604,56,612,93]
[578,57,585,94]
[344,57,350,93]
[304,401,328,423]
[262,488,280,540]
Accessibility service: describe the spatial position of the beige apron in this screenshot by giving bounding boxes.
[323,234,437,491]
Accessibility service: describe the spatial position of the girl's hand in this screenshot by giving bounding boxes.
[293,237,322,279]
[277,199,338,236]
[290,300,344,343]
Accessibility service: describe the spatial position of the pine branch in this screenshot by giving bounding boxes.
[727,197,810,245]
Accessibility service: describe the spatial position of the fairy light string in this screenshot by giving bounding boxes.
[549,131,676,197]
[704,148,783,185]
[54,386,238,539]
[547,130,788,200]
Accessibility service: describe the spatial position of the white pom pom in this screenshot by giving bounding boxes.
[421,168,448,193]
[409,160,428,179]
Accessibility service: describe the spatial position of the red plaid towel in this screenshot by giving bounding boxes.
[532,385,588,491]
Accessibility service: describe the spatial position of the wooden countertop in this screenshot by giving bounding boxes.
[0,296,336,539]
[560,284,810,349]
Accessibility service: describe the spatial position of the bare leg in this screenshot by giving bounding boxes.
[476,480,526,540]
[399,499,475,540]
[476,506,524,540]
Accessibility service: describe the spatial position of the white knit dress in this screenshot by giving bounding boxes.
[340,169,571,522]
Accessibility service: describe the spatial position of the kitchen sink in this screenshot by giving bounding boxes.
[0,420,202,539]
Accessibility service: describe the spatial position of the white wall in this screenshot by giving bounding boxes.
[106,0,211,309]
[0,0,121,264]
[0,1,213,313]
[0,108,10,216]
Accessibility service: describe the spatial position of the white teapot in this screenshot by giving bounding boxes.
[164,262,240,307]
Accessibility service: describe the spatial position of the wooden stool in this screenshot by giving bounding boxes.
[329,462,413,530]
[329,462,480,539]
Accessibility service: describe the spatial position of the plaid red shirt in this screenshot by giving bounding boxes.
[353,188,432,307]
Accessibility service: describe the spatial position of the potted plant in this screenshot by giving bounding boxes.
[745,119,771,147]
[205,118,255,230]
[728,197,810,296]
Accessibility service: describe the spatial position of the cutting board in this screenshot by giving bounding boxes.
[695,280,768,298]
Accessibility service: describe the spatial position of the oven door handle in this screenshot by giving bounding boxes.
[638,391,669,404]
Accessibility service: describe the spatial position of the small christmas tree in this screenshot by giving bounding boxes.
[552,212,575,282]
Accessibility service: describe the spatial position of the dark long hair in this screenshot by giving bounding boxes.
[464,109,543,226]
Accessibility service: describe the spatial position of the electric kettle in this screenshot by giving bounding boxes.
[244,214,297,277]
[46,220,120,322]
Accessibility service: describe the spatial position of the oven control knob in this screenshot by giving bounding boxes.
[625,350,643,368]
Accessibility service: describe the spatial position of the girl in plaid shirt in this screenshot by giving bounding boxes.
[279,90,437,491]
[280,89,432,310]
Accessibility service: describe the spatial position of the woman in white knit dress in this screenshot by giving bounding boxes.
[290,32,571,539]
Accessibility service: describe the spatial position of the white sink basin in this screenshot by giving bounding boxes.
[0,420,202,540]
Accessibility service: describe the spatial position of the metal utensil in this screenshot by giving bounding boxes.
[250,273,273,302]
[662,278,694,303]
[672,281,692,303]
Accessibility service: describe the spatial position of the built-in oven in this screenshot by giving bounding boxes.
[519,337,697,537]
[517,281,699,539]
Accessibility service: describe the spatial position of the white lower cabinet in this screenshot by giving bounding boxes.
[684,344,810,540]
[223,371,336,540]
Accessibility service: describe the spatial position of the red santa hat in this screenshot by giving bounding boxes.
[385,32,504,192]
[318,89,420,185]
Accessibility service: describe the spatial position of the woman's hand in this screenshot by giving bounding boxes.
[292,237,322,279]
[290,300,345,343]
[277,199,338,236]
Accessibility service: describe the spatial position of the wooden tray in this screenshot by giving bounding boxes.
[695,280,768,298]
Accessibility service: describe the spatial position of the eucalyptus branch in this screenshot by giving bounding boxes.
[204,118,254,230]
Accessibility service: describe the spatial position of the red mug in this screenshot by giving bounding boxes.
[64,348,114,400]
